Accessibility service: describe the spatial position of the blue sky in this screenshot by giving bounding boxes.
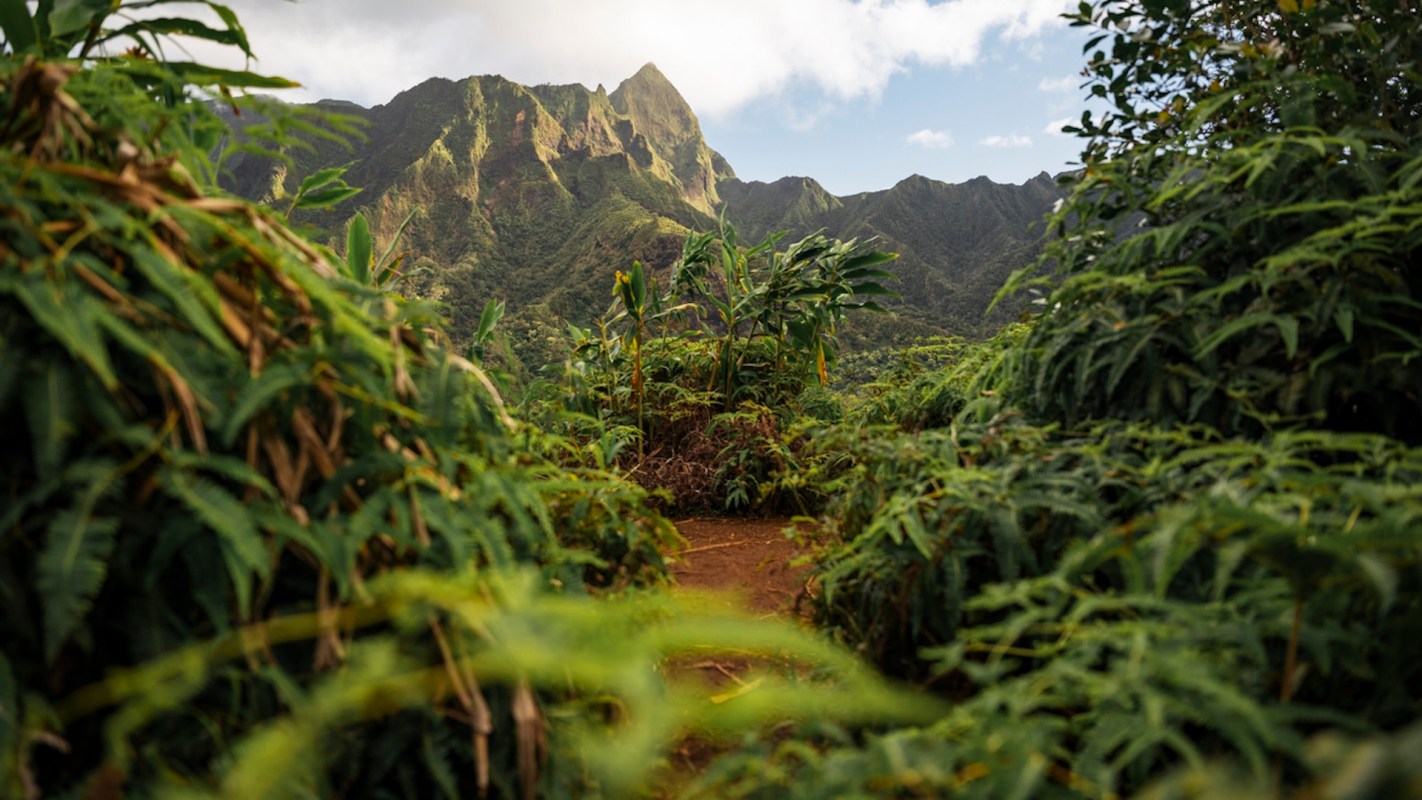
[202,0,1093,195]
[700,31,1091,194]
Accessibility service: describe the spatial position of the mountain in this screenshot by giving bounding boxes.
[220,64,1064,362]
[718,171,1063,338]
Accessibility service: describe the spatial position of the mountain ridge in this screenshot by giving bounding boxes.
[220,64,1065,361]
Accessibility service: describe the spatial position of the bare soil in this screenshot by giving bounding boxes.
[667,516,813,618]
[655,517,816,793]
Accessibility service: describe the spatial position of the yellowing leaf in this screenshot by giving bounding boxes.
[709,676,765,704]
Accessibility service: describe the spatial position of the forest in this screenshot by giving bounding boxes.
[2,0,1420,798]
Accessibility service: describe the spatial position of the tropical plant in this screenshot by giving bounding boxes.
[468,296,507,362]
[542,222,899,511]
[1004,0,1422,441]
[12,568,944,799]
[669,221,898,406]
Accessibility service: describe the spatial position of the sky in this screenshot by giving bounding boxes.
[185,0,1095,196]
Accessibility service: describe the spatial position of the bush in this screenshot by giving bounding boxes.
[1008,0,1422,440]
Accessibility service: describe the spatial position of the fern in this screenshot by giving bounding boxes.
[35,462,120,663]
[8,276,118,389]
[160,469,269,617]
[21,362,75,483]
[220,362,308,446]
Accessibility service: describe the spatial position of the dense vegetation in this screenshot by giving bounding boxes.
[0,3,928,797]
[687,0,1422,796]
[4,0,1421,798]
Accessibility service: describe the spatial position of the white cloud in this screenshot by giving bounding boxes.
[1037,75,1077,93]
[173,0,1071,115]
[784,101,838,133]
[906,128,954,149]
[1044,117,1075,135]
[979,133,1033,148]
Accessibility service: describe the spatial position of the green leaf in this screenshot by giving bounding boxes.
[161,62,300,90]
[47,0,110,40]
[38,513,119,664]
[127,239,237,358]
[161,470,269,616]
[840,251,899,272]
[99,17,245,53]
[23,363,75,483]
[36,463,120,664]
[115,0,258,56]
[295,163,356,198]
[375,209,419,274]
[849,281,898,298]
[345,212,372,284]
[1193,312,1277,360]
[475,298,505,345]
[293,186,362,211]
[1333,306,1354,343]
[200,1,252,54]
[1354,554,1397,612]
[0,0,39,51]
[11,277,117,389]
[221,363,307,446]
[1276,315,1300,360]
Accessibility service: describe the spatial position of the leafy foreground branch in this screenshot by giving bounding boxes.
[35,570,940,799]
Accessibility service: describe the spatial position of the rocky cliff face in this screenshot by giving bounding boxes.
[222,65,1063,350]
[605,63,731,214]
[224,65,731,340]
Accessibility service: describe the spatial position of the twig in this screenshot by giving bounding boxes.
[687,660,747,685]
[1281,595,1304,703]
[680,538,779,556]
[681,540,752,555]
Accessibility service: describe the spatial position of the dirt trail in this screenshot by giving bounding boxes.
[658,517,815,790]
[668,517,813,618]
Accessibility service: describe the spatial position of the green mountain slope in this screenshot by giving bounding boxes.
[720,172,1064,336]
[221,64,1063,354]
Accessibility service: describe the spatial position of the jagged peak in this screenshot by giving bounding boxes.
[615,62,675,93]
[608,63,694,129]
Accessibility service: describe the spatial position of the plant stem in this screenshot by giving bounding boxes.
[1280,594,1303,704]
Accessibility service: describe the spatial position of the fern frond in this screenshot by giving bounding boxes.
[36,464,120,663]
[161,469,269,616]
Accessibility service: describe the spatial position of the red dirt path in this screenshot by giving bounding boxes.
[656,517,816,791]
[667,517,813,618]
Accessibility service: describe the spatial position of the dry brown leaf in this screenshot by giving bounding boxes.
[512,682,544,800]
[408,485,431,548]
[291,407,336,478]
[429,615,494,798]
[261,430,301,507]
